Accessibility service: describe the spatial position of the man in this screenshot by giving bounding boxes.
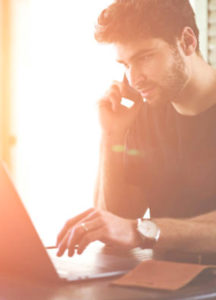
[57,0,216,261]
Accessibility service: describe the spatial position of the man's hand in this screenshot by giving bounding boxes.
[98,76,143,137]
[56,208,141,257]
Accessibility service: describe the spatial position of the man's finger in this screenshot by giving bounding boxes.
[113,76,143,104]
[121,82,143,104]
[67,217,101,256]
[57,210,100,256]
[77,228,103,255]
[108,83,122,112]
[57,229,72,256]
[67,224,89,256]
[75,209,100,226]
[100,82,122,113]
[56,207,94,246]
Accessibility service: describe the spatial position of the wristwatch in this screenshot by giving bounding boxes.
[136,218,160,249]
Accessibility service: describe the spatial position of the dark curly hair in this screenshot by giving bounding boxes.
[95,0,200,53]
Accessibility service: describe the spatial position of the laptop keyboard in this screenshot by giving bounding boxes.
[46,242,152,281]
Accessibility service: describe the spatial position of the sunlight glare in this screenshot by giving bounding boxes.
[11,0,119,245]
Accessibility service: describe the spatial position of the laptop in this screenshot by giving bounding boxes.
[0,162,148,283]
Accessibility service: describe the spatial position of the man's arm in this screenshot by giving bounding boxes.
[94,78,147,219]
[56,208,216,257]
[94,134,148,219]
[155,211,216,253]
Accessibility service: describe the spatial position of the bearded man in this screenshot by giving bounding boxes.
[57,0,216,264]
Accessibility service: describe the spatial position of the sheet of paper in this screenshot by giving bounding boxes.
[113,260,215,291]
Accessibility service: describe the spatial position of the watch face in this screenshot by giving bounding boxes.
[138,220,160,240]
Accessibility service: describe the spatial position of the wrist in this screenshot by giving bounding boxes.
[101,132,127,154]
[136,218,161,249]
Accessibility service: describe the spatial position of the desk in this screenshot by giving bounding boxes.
[1,245,216,300]
[1,273,216,300]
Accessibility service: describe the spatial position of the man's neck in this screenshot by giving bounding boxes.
[171,56,216,116]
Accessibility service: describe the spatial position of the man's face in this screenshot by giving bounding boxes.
[115,37,190,106]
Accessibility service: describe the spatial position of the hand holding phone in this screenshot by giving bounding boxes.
[98,74,143,137]
[121,74,143,108]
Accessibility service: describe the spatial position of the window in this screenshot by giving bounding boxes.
[190,0,208,61]
[10,0,118,245]
[208,0,216,66]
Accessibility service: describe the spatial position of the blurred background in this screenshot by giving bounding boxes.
[0,0,214,245]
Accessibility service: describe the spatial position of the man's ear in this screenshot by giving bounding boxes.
[180,27,197,56]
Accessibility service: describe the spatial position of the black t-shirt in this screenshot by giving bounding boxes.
[125,102,216,218]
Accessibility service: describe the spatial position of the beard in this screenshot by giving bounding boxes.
[157,47,189,104]
[144,47,189,107]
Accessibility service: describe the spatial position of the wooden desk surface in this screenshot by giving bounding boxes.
[1,273,216,300]
[1,244,216,300]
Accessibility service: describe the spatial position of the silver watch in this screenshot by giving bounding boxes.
[136,218,160,249]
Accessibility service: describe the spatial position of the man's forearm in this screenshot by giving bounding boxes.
[95,134,130,215]
[94,134,147,218]
[155,211,216,253]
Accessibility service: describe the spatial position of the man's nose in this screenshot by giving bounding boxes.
[126,65,147,88]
